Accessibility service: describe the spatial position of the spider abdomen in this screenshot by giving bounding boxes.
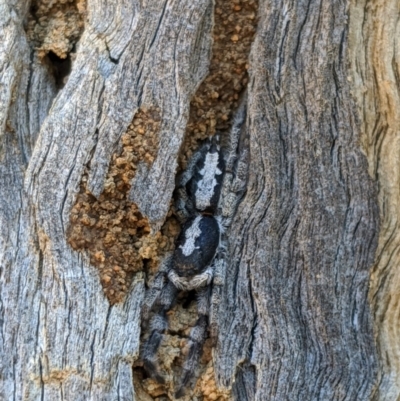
[173,215,220,277]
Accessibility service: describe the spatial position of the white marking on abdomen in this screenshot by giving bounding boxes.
[179,216,202,256]
[196,152,222,210]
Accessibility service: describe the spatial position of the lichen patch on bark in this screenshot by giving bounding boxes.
[180,0,258,168]
[67,107,178,304]
[26,0,87,59]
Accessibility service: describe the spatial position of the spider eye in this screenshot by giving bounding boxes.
[209,134,221,153]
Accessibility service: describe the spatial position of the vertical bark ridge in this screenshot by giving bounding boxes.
[348,1,400,399]
[1,0,214,399]
[215,1,379,399]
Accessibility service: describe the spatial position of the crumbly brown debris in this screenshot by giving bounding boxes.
[180,0,258,169]
[26,0,87,59]
[136,300,230,401]
[136,0,259,399]
[67,107,179,304]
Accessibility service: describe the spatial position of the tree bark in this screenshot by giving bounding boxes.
[349,1,400,400]
[0,0,390,400]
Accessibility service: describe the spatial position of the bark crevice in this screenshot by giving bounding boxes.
[0,0,381,400]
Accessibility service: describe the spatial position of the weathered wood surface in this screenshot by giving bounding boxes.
[349,1,400,400]
[214,0,379,400]
[0,0,213,399]
[0,0,383,400]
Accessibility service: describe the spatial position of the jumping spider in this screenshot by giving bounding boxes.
[142,101,249,398]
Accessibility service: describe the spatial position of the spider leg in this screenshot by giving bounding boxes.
[168,270,189,290]
[174,187,195,224]
[219,95,249,228]
[224,93,247,172]
[220,146,249,228]
[175,286,210,399]
[209,256,226,341]
[178,142,210,187]
[175,143,210,223]
[143,281,178,384]
[142,253,173,321]
[184,266,213,291]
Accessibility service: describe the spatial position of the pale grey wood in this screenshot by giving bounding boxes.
[0,0,213,399]
[84,0,213,229]
[213,1,379,400]
[348,1,400,400]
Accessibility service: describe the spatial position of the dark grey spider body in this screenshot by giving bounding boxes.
[187,138,225,215]
[173,215,220,277]
[142,101,248,398]
[175,135,225,222]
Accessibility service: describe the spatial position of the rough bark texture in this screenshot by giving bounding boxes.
[0,0,382,401]
[349,1,400,400]
[1,0,213,399]
[214,1,379,399]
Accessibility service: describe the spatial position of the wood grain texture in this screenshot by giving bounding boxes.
[0,0,213,399]
[0,0,380,400]
[214,1,379,400]
[349,1,400,400]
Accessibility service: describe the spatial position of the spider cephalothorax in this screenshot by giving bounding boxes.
[142,101,248,398]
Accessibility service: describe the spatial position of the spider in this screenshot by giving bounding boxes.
[142,100,249,398]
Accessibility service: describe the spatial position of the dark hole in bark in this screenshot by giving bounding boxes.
[29,3,38,16]
[46,51,72,89]
[182,290,197,309]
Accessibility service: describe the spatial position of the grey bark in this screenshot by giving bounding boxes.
[0,1,378,401]
[215,1,378,400]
